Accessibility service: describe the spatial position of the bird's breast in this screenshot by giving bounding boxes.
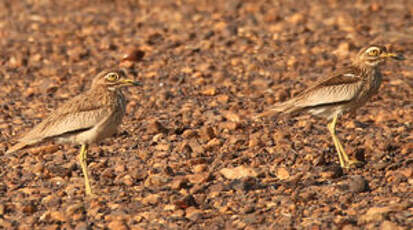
[362,69,382,100]
[347,70,382,114]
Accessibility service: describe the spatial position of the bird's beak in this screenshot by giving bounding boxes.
[120,79,142,86]
[381,52,405,60]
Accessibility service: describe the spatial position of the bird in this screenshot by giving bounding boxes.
[6,69,141,195]
[256,45,404,169]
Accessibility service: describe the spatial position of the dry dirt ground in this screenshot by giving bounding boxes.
[0,0,412,229]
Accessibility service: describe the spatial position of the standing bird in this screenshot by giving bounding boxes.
[6,69,141,195]
[256,45,404,169]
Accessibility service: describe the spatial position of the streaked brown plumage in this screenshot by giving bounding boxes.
[6,69,141,195]
[256,45,404,168]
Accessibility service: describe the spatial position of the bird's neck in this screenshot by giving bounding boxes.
[107,86,117,92]
[353,61,380,75]
[91,85,119,93]
[89,85,125,110]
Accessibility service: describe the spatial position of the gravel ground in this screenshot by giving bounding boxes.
[0,0,412,229]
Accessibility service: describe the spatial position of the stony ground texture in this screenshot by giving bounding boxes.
[0,0,412,229]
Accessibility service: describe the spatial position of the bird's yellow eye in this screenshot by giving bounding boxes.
[368,49,379,56]
[105,73,119,82]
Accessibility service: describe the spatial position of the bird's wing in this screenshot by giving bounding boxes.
[293,67,364,108]
[18,91,112,143]
[255,67,365,119]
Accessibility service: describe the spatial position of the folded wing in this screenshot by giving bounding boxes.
[255,67,364,118]
[7,92,111,153]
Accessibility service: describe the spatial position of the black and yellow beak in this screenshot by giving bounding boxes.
[119,79,142,86]
[381,52,405,60]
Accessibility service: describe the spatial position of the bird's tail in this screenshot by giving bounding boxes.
[4,138,40,154]
[254,99,298,120]
[5,142,28,154]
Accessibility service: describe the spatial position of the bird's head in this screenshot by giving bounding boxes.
[92,69,142,90]
[355,45,405,67]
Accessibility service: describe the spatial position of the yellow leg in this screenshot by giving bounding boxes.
[336,138,363,167]
[79,144,93,195]
[327,115,362,169]
[327,115,347,168]
[335,134,350,162]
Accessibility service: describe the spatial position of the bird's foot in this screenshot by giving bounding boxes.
[85,189,96,197]
[84,185,95,196]
[342,159,364,169]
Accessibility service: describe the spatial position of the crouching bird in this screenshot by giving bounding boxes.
[6,69,141,195]
[256,45,404,169]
